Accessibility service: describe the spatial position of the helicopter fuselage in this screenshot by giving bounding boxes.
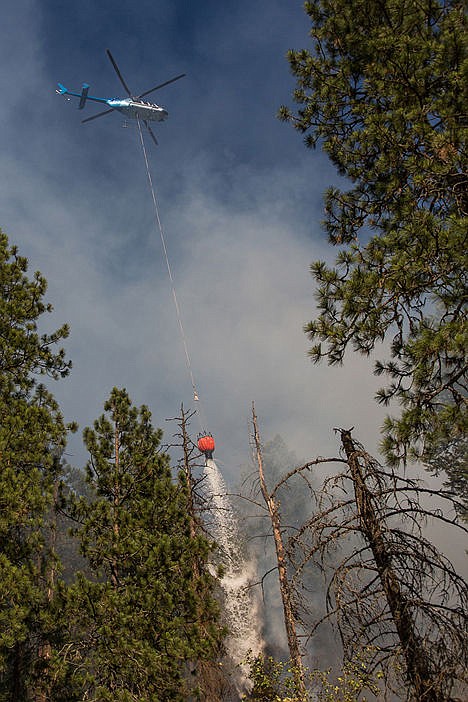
[107,98,168,122]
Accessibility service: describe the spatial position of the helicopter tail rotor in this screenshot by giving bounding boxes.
[78,84,90,110]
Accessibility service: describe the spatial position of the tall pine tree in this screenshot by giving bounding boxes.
[64,388,222,701]
[280,0,467,466]
[0,230,71,699]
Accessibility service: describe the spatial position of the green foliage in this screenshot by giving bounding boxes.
[243,655,302,700]
[55,463,95,583]
[0,230,72,698]
[0,231,71,393]
[308,656,382,702]
[63,388,222,701]
[281,0,467,465]
[425,435,468,520]
[243,651,382,701]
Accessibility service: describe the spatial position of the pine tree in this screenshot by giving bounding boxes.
[425,435,468,520]
[0,230,71,699]
[64,388,222,701]
[280,0,467,466]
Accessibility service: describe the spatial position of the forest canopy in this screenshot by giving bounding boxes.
[280,0,467,467]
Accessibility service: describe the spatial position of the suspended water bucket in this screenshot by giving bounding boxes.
[197,433,215,459]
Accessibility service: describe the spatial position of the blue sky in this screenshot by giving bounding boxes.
[1,0,387,474]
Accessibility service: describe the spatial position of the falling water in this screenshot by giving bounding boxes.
[204,458,263,685]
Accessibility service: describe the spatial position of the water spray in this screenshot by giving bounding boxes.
[203,457,264,689]
[136,124,263,688]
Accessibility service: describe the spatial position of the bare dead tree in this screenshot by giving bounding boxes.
[249,404,345,699]
[288,428,468,701]
[170,404,204,544]
[251,403,307,699]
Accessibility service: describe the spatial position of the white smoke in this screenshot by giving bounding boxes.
[204,458,264,690]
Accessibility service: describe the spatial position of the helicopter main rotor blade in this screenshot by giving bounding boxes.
[143,120,159,146]
[138,73,186,99]
[82,108,115,123]
[106,48,132,96]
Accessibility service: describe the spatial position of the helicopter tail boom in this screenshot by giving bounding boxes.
[56,83,110,107]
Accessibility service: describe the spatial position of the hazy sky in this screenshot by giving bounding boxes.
[2,0,389,476]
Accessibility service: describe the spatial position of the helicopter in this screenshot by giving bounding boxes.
[57,49,185,145]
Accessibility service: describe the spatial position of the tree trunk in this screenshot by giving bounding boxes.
[11,642,25,701]
[252,404,306,700]
[180,405,199,544]
[34,472,59,702]
[340,429,442,702]
[111,422,120,588]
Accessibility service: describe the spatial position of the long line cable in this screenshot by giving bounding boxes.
[136,118,207,432]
